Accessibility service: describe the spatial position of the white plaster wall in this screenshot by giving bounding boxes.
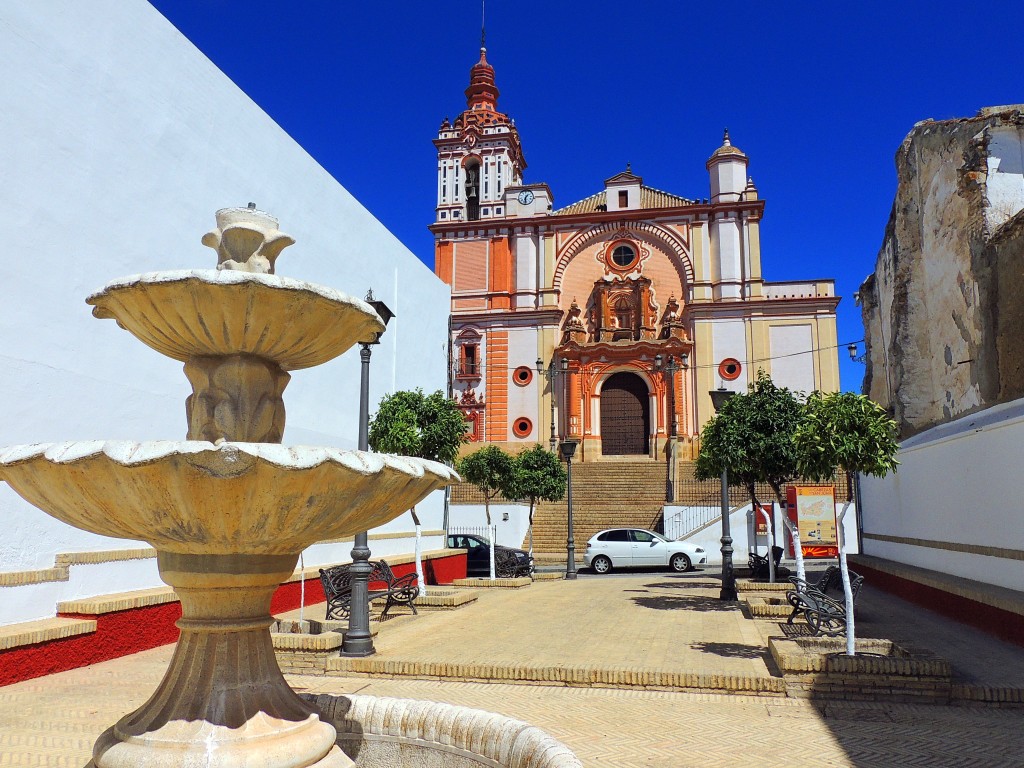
[515,231,538,301]
[710,161,745,202]
[506,327,540,442]
[710,319,749,391]
[0,2,449,597]
[986,126,1024,230]
[768,324,815,394]
[447,504,531,549]
[859,397,1024,592]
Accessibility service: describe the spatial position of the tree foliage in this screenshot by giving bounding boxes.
[506,445,566,521]
[368,388,467,465]
[793,391,899,489]
[694,369,805,506]
[457,445,517,525]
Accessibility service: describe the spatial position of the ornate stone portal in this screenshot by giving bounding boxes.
[0,209,582,767]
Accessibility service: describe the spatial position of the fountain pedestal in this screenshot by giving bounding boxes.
[92,552,349,767]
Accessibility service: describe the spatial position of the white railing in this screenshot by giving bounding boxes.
[663,505,720,541]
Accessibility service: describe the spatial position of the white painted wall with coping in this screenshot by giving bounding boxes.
[448,504,531,549]
[0,1,450,621]
[859,396,1024,592]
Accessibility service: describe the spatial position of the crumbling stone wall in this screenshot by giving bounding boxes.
[860,106,1024,437]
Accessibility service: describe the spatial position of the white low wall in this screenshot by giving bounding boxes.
[673,502,859,565]
[860,397,1024,593]
[0,1,450,624]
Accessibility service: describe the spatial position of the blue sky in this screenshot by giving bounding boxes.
[150,1,1024,393]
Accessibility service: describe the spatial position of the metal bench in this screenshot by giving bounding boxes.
[319,560,419,621]
[749,545,788,580]
[786,567,864,636]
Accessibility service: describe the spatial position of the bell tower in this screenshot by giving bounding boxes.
[433,43,525,224]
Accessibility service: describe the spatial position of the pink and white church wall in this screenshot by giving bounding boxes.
[0,1,451,625]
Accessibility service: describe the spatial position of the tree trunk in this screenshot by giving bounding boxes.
[749,484,774,583]
[410,506,425,597]
[837,501,856,655]
[772,482,804,583]
[528,498,535,561]
[484,494,492,526]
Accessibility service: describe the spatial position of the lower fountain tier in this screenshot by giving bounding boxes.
[0,441,457,553]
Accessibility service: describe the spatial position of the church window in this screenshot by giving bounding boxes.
[718,358,742,381]
[440,211,447,219]
[482,208,490,216]
[465,160,481,221]
[458,344,480,378]
[512,366,534,386]
[495,207,502,215]
[610,243,637,269]
[618,190,628,207]
[512,417,533,438]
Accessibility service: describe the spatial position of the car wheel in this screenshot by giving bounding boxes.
[592,555,612,574]
[670,553,692,573]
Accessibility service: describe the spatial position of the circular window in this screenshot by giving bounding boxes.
[512,366,534,386]
[610,243,637,268]
[718,358,742,381]
[512,417,533,438]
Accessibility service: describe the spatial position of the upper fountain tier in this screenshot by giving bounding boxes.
[85,207,386,443]
[87,206,384,370]
[87,268,384,369]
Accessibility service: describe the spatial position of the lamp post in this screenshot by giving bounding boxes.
[341,289,394,657]
[653,353,687,502]
[709,386,737,601]
[559,437,580,579]
[535,356,569,452]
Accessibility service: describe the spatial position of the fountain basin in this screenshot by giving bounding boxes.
[0,441,457,553]
[87,269,384,369]
[311,694,583,767]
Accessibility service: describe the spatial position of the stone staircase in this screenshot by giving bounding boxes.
[526,459,670,555]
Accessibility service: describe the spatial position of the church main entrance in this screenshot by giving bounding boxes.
[600,372,649,455]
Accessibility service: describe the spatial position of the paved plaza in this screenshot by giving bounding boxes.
[2,572,1024,766]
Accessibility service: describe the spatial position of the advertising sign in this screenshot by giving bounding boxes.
[793,485,838,558]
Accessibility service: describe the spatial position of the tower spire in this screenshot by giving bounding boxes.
[481,0,486,48]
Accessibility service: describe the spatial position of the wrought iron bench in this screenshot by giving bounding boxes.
[319,560,419,621]
[494,548,530,579]
[786,567,864,636]
[749,545,787,580]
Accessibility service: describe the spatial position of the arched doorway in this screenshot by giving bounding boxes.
[600,372,649,455]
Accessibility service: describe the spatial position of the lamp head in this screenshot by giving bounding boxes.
[847,343,858,361]
[654,354,663,370]
[559,438,579,460]
[709,387,735,413]
[536,357,544,373]
[364,289,395,344]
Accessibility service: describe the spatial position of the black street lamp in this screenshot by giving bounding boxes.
[341,289,394,657]
[709,386,737,601]
[535,356,569,452]
[653,353,688,502]
[559,438,580,580]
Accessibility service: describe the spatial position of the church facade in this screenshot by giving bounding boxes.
[432,47,840,461]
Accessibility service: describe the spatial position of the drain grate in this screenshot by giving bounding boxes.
[778,622,814,637]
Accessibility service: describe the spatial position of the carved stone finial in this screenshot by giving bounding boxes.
[202,207,295,275]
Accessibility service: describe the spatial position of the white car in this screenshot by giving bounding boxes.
[583,528,706,574]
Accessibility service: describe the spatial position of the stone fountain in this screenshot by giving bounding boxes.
[0,208,581,767]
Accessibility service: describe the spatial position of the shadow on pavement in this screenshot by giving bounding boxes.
[631,594,738,612]
[689,641,766,659]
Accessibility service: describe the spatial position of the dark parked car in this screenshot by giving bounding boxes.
[446,534,534,578]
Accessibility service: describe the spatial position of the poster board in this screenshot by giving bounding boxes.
[792,485,838,558]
